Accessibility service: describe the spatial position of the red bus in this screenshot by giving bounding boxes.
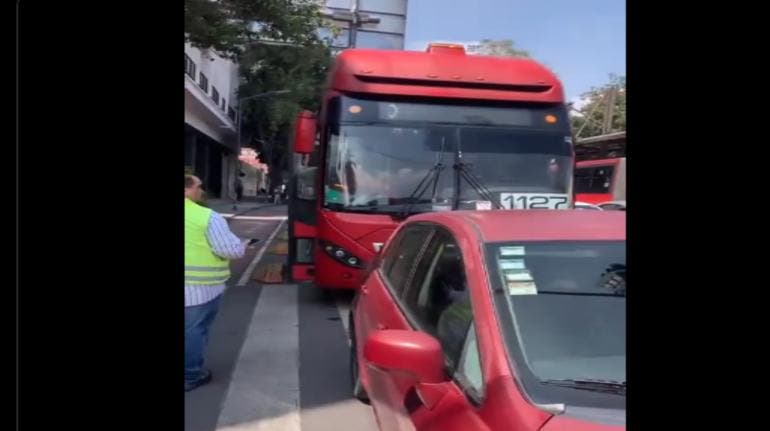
[288,43,575,290]
[575,158,626,205]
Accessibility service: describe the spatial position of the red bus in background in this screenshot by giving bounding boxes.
[289,43,575,290]
[575,158,626,205]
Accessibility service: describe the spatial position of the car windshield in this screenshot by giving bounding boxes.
[486,240,625,406]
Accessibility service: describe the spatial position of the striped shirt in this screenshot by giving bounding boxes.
[185,211,246,307]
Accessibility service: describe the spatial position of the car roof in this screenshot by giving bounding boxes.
[407,210,625,243]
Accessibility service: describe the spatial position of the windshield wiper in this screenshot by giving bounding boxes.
[399,138,448,218]
[452,134,504,209]
[454,162,505,209]
[452,129,505,210]
[542,379,626,395]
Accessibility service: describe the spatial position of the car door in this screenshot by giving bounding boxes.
[356,223,436,431]
[357,224,436,340]
[369,226,491,431]
[355,223,436,403]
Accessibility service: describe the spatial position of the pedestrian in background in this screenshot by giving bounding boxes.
[185,174,249,392]
[236,173,244,201]
[232,173,244,210]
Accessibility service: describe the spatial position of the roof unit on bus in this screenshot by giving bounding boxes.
[425,43,467,55]
[353,74,552,93]
[329,48,564,103]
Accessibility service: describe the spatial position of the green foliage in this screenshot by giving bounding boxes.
[471,39,530,57]
[185,0,334,182]
[570,74,626,138]
[185,0,329,58]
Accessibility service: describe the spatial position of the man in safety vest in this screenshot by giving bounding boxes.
[185,174,249,391]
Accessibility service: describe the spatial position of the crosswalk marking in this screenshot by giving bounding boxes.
[223,215,289,221]
[217,285,301,431]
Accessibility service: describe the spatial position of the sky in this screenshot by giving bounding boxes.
[403,0,625,103]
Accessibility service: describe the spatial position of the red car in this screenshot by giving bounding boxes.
[350,210,625,431]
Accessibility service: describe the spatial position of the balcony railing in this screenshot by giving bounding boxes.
[185,53,235,127]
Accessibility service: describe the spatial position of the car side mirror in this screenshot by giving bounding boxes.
[364,330,445,384]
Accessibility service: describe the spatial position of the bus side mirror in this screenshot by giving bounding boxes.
[293,110,317,154]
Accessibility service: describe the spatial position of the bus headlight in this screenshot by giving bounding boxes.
[320,240,365,269]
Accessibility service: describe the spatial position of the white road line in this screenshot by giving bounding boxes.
[236,219,285,286]
[336,298,351,346]
[217,285,300,431]
[223,215,288,221]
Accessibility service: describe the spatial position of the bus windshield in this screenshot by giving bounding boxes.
[575,165,615,194]
[324,124,573,213]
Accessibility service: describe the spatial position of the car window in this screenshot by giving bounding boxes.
[400,233,444,303]
[458,322,484,396]
[381,225,435,297]
[402,229,472,371]
[397,227,485,401]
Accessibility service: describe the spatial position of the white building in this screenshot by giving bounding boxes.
[184,42,240,199]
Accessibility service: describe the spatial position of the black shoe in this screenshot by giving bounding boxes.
[185,369,212,392]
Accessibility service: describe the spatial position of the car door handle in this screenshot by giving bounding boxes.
[361,285,369,294]
[376,323,388,330]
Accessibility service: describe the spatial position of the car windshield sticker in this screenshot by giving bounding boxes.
[500,246,525,257]
[507,281,538,295]
[475,201,492,211]
[498,253,537,295]
[499,259,526,270]
[504,269,534,282]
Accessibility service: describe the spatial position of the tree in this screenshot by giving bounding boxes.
[185,0,243,57]
[185,0,330,58]
[185,0,334,186]
[237,36,332,187]
[468,39,530,58]
[570,74,626,138]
